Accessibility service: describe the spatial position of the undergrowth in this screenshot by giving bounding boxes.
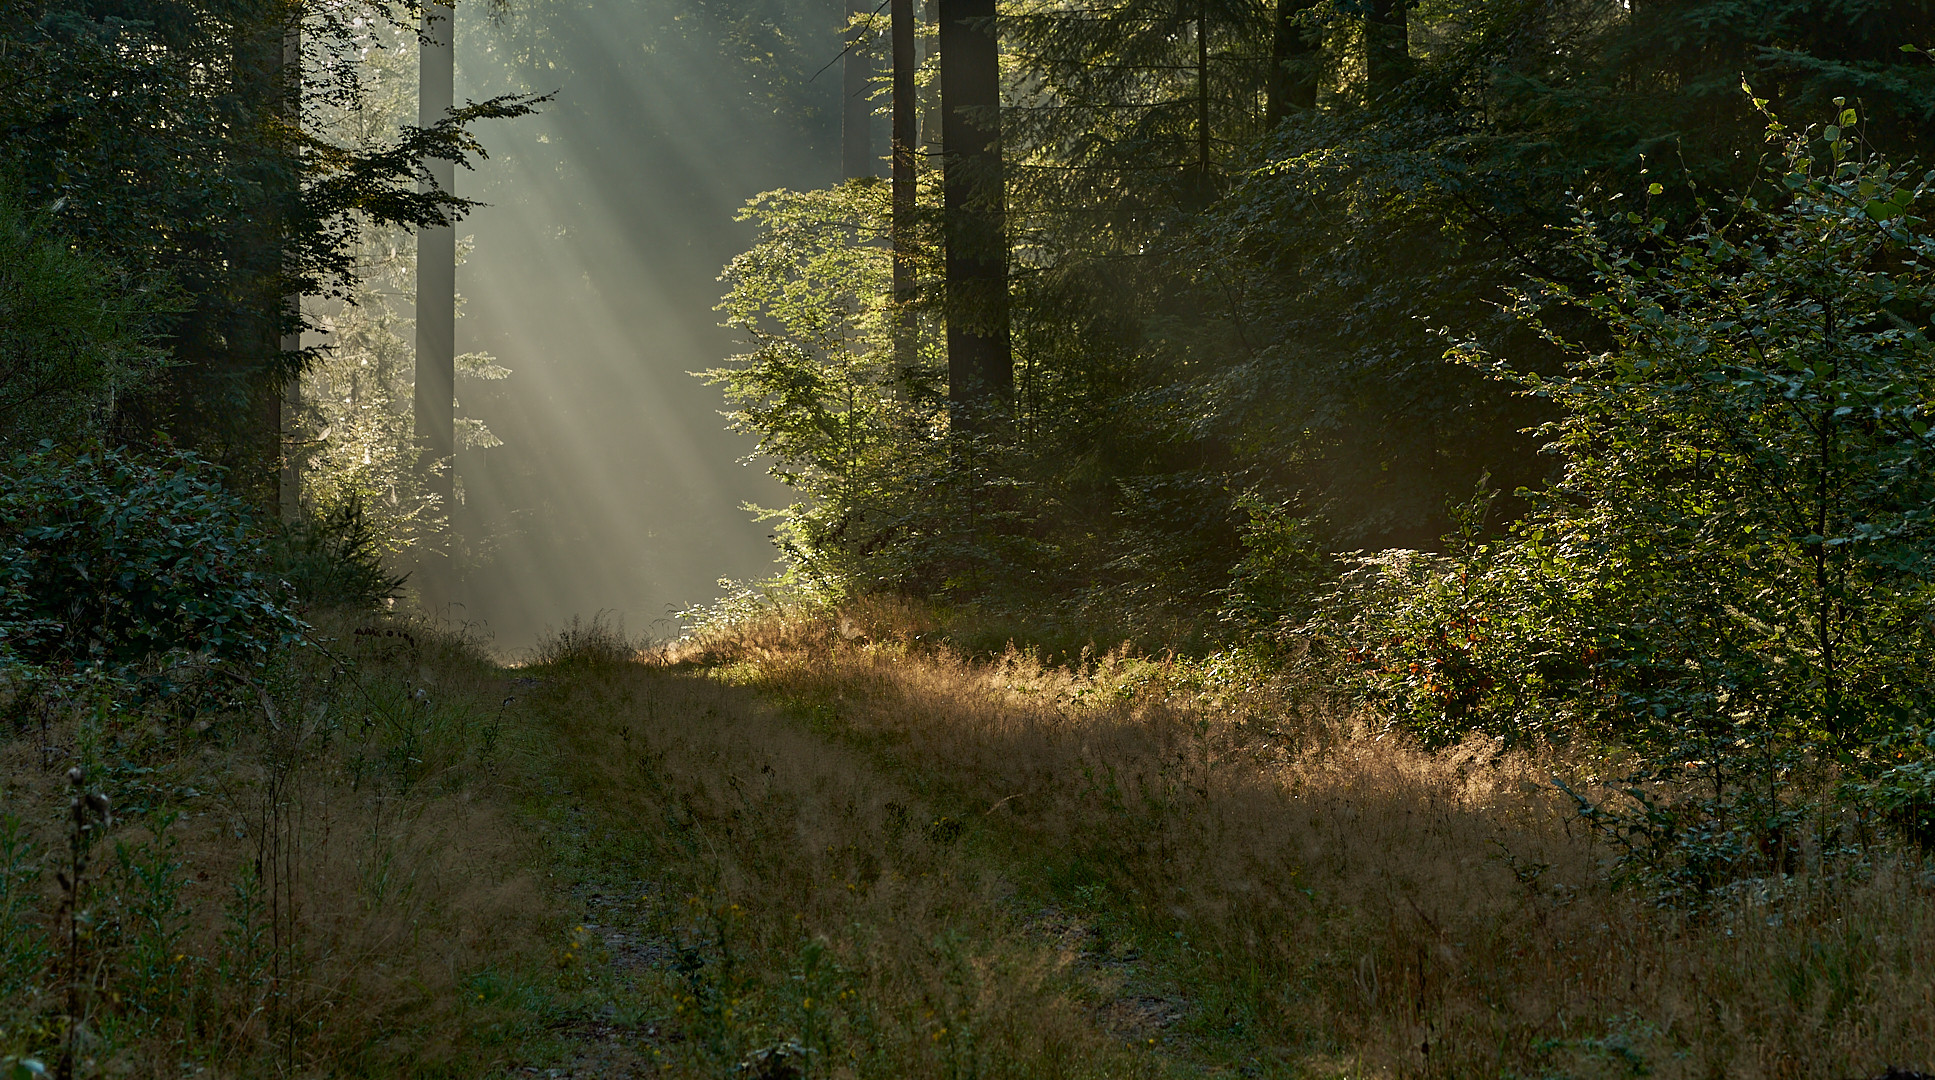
[0,612,569,1078]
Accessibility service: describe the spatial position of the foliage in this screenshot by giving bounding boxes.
[1324,108,1935,887]
[295,17,511,568]
[0,447,303,669]
[0,0,541,497]
[267,496,406,609]
[711,0,1935,640]
[0,184,174,450]
[706,180,962,593]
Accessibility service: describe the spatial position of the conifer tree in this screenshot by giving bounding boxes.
[417,0,457,595]
[892,0,919,372]
[939,0,1011,426]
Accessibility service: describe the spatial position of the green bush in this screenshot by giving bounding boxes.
[1320,105,1935,886]
[0,446,303,669]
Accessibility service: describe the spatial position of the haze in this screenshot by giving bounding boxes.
[444,0,868,651]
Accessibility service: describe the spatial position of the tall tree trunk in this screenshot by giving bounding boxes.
[279,14,302,522]
[843,0,873,178]
[230,0,304,516]
[416,0,455,591]
[1364,0,1409,98]
[892,0,918,375]
[921,0,941,161]
[1266,0,1319,125]
[939,0,1010,430]
[1195,0,1210,182]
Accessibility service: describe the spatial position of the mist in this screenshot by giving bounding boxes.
[440,0,864,651]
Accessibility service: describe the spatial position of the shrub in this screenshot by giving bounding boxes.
[1324,104,1935,885]
[0,446,303,669]
[267,494,406,610]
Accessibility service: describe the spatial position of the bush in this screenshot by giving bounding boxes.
[1320,106,1935,888]
[0,446,303,669]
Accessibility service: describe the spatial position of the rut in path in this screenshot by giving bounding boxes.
[527,658,1193,1079]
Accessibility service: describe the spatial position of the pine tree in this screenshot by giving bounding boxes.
[939,0,1011,426]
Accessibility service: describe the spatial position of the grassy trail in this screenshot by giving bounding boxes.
[520,608,1935,1080]
[10,608,1924,1076]
[527,647,1178,1079]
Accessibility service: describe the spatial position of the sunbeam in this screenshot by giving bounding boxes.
[443,0,847,649]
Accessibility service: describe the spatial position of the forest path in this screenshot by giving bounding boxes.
[496,617,1935,1080]
[513,647,1235,1079]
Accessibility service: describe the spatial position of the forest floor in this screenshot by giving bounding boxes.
[6,602,1934,1078]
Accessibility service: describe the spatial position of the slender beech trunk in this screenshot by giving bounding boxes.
[1266,0,1319,125]
[843,0,873,178]
[1195,0,1210,183]
[938,0,1010,430]
[231,0,303,516]
[416,0,456,589]
[891,0,918,375]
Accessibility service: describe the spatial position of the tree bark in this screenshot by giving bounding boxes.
[279,14,302,522]
[938,0,1010,430]
[1266,0,1319,125]
[921,0,941,162]
[416,0,456,587]
[843,0,873,178]
[1195,0,1210,180]
[892,0,918,375]
[229,0,304,516]
[1364,0,1409,98]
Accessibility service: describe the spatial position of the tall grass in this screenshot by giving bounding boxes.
[627,597,1935,1078]
[0,614,563,1078]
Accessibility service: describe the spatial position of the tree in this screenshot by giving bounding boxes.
[416,0,457,595]
[0,187,173,448]
[938,0,1011,427]
[1362,0,1408,97]
[893,0,920,372]
[844,0,877,177]
[1265,0,1319,125]
[0,0,541,503]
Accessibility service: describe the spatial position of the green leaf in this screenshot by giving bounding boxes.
[1647,182,1664,196]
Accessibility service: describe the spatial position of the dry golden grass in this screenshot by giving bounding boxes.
[0,614,567,1078]
[529,638,1157,1079]
[635,597,1935,1079]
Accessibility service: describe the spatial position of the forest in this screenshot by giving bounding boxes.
[4,0,1935,1075]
